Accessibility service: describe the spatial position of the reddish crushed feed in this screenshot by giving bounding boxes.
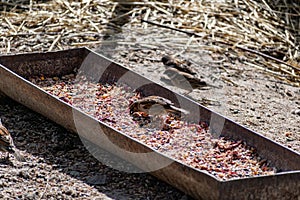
[29,74,277,180]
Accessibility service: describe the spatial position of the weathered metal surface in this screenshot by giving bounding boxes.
[0,48,299,200]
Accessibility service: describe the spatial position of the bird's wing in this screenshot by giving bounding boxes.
[162,56,196,75]
[174,63,196,75]
[164,67,194,79]
[144,96,174,106]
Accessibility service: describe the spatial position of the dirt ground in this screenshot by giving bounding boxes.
[0,1,299,199]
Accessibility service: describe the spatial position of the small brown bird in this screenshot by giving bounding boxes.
[161,55,196,75]
[163,67,209,91]
[129,96,189,118]
[0,119,25,162]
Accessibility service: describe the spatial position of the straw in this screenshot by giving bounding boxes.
[0,0,299,85]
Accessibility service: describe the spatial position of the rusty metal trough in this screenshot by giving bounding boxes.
[0,48,299,200]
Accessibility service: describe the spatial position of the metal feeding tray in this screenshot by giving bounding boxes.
[0,48,299,200]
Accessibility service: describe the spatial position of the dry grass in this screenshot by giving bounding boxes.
[0,0,299,85]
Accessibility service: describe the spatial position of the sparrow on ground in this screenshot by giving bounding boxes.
[0,119,25,162]
[161,55,197,75]
[129,96,189,119]
[163,67,209,91]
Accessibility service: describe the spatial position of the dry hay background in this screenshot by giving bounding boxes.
[0,0,299,87]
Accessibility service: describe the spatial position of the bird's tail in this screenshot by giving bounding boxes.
[169,105,190,116]
[13,149,26,162]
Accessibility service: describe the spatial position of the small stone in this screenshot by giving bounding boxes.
[0,180,8,187]
[231,109,239,114]
[285,90,293,97]
[291,109,300,116]
[69,170,81,177]
[86,174,107,185]
[285,132,292,137]
[24,192,38,200]
[18,171,30,179]
[72,163,88,172]
[65,189,73,196]
[17,136,25,141]
[286,137,295,142]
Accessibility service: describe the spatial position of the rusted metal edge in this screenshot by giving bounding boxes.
[0,47,299,200]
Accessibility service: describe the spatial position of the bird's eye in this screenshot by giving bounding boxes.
[129,108,135,114]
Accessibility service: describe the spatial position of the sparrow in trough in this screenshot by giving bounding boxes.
[129,95,189,119]
[161,55,196,75]
[0,119,25,162]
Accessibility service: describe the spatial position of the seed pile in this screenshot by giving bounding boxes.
[29,74,276,180]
